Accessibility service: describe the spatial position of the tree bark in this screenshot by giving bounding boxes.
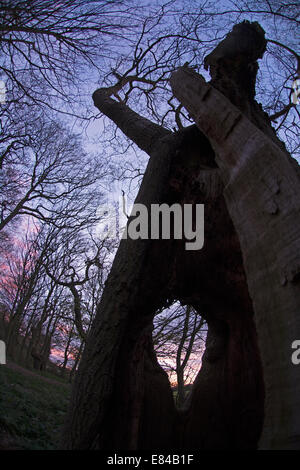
[92,88,170,155]
[170,32,300,448]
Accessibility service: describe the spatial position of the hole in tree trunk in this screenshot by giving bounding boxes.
[152,301,207,408]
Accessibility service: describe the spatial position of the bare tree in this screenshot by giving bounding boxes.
[153,303,206,406]
[0,0,139,116]
[0,205,114,371]
[61,23,270,451]
[0,117,107,232]
[43,235,110,341]
[0,223,47,357]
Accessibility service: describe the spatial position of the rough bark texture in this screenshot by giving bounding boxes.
[170,23,300,450]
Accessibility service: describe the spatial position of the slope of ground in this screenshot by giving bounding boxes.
[0,361,70,450]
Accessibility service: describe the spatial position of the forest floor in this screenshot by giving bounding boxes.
[0,360,70,450]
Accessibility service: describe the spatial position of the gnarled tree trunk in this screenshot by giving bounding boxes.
[61,22,288,450]
[170,22,300,450]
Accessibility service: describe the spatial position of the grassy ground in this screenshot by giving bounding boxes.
[0,363,70,450]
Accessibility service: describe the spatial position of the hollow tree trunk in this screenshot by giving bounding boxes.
[170,27,300,449]
[61,23,267,450]
[62,127,263,451]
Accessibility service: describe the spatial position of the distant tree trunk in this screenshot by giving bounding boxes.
[176,369,185,408]
[61,23,272,450]
[6,257,42,358]
[61,326,74,377]
[69,339,84,384]
[31,349,42,370]
[175,306,201,409]
[18,302,36,364]
[40,333,51,370]
[170,22,300,450]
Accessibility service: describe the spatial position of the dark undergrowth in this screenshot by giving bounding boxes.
[0,363,70,450]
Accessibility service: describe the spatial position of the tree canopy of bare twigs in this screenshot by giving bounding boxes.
[96,0,299,162]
